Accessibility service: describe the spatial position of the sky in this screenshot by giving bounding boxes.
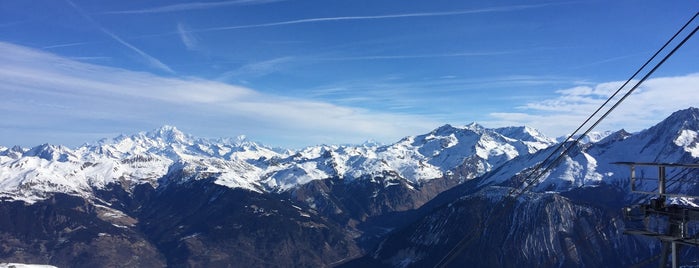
[1,0,698,148]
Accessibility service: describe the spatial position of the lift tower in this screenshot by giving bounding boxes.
[617,162,699,268]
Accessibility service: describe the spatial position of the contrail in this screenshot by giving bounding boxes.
[65,0,174,73]
[197,4,560,33]
[103,0,284,14]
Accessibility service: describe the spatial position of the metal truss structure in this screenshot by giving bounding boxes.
[616,162,699,268]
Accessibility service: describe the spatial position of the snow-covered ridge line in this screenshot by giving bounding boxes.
[0,122,559,203]
[0,263,58,268]
[479,107,699,193]
[4,107,699,204]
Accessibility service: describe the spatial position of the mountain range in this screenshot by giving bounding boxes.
[1,107,699,267]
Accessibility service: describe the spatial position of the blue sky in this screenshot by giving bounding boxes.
[1,0,698,148]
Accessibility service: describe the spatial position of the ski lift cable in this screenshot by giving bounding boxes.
[434,11,699,268]
[510,11,699,197]
[522,14,699,267]
[507,23,699,261]
[518,15,699,197]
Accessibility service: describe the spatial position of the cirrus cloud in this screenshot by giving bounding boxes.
[0,42,437,148]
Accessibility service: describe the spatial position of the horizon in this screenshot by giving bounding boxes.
[2,106,696,150]
[2,1,699,148]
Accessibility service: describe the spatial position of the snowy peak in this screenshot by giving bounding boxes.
[479,107,699,193]
[18,110,693,205]
[23,144,77,162]
[0,126,292,203]
[417,122,485,138]
[87,126,281,162]
[663,108,699,158]
[146,125,189,144]
[429,124,465,137]
[90,126,190,157]
[420,124,555,149]
[381,123,556,183]
[596,129,632,145]
[465,122,485,131]
[651,107,699,135]
[556,131,617,144]
[359,139,382,148]
[413,124,477,150]
[669,106,699,123]
[616,107,699,159]
[0,145,26,159]
[494,126,556,144]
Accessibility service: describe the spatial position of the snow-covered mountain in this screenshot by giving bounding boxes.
[3,107,699,267]
[477,107,699,193]
[0,123,556,204]
[556,130,617,144]
[0,126,277,202]
[0,122,558,267]
[351,107,699,267]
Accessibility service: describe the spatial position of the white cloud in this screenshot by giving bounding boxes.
[177,23,199,50]
[218,57,295,80]
[0,42,437,147]
[484,73,699,137]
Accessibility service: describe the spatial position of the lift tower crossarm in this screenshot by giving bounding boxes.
[614,162,699,198]
[615,162,699,268]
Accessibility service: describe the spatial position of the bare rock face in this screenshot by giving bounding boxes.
[135,179,362,267]
[342,185,659,268]
[0,179,365,267]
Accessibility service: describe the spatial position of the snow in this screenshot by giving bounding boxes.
[180,233,201,240]
[263,161,331,190]
[479,108,699,194]
[675,129,699,157]
[556,130,616,144]
[0,123,557,203]
[2,108,699,208]
[0,126,282,202]
[0,264,57,268]
[0,120,628,204]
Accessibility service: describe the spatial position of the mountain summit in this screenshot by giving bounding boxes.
[350,108,699,267]
[2,108,699,267]
[0,123,557,203]
[145,125,189,144]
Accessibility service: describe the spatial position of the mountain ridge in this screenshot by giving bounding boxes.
[0,122,558,204]
[2,107,699,267]
[346,107,699,267]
